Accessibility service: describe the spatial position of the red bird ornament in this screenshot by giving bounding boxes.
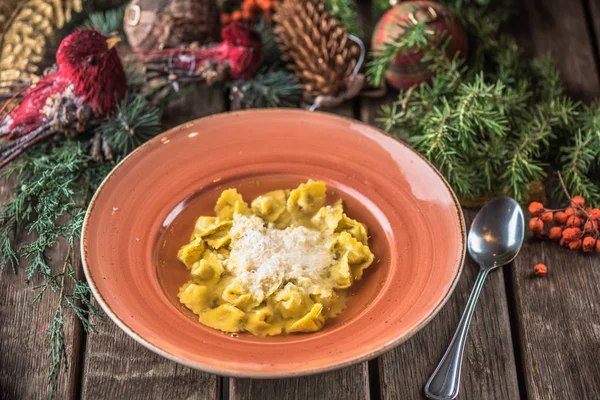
[0,29,127,168]
[144,22,262,90]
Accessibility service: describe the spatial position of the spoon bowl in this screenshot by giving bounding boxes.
[468,196,525,269]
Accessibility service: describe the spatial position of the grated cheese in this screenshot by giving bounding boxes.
[226,214,336,298]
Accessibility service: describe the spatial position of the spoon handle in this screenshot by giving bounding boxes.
[424,268,490,400]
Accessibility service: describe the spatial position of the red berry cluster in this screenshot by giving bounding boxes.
[528,195,600,253]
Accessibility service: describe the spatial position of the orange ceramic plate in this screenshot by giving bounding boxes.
[81,109,466,377]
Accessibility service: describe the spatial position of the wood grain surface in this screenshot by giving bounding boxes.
[509,2,600,399]
[514,0,600,102]
[4,1,600,399]
[230,364,369,400]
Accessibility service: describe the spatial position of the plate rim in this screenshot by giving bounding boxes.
[80,108,467,378]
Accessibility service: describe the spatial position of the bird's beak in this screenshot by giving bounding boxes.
[106,37,121,50]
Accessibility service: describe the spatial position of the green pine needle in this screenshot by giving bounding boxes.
[255,19,282,67]
[229,70,303,109]
[324,0,363,37]
[372,0,393,18]
[95,95,162,154]
[373,0,600,204]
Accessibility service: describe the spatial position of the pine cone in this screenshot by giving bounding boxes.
[273,0,360,98]
[124,0,220,51]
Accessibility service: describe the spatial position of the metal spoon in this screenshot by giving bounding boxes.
[424,196,525,400]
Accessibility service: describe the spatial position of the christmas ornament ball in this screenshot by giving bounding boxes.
[124,0,220,51]
[371,1,467,89]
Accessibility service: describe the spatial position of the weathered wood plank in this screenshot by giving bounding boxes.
[229,102,371,400]
[80,87,225,399]
[0,180,83,399]
[512,0,600,102]
[230,365,369,400]
[511,0,600,400]
[510,1,600,398]
[585,0,600,63]
[81,314,220,400]
[511,239,600,399]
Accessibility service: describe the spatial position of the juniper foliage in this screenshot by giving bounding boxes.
[369,0,600,204]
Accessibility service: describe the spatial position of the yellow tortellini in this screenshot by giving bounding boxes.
[287,180,326,223]
[176,180,375,336]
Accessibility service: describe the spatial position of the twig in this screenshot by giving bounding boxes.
[55,246,72,304]
[558,171,592,220]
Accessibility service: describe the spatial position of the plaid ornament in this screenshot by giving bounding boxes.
[371,1,467,89]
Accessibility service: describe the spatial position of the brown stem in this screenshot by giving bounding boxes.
[557,171,592,220]
[54,246,72,311]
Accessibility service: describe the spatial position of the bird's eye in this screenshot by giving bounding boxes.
[86,55,98,65]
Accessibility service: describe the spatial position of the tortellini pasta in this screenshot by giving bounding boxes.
[177,180,375,336]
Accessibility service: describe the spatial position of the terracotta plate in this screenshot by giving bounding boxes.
[81,109,466,377]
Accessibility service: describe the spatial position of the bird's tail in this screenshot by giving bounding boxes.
[0,80,33,138]
[0,125,54,169]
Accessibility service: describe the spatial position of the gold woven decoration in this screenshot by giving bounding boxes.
[273,0,360,98]
[0,0,83,85]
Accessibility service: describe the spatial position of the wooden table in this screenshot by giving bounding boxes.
[2,0,600,398]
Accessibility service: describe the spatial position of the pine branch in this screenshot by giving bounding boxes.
[556,128,600,205]
[95,95,162,155]
[373,0,600,203]
[323,0,363,37]
[372,0,392,18]
[255,19,282,67]
[229,70,302,109]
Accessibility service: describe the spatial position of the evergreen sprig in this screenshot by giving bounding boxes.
[229,70,302,109]
[369,0,600,204]
[0,89,162,396]
[323,0,363,37]
[95,95,162,153]
[372,0,392,18]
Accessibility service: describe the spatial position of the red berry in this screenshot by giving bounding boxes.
[591,209,600,221]
[568,240,582,250]
[562,227,582,241]
[533,263,547,276]
[584,220,598,233]
[548,226,563,240]
[554,211,568,225]
[528,202,544,216]
[572,195,585,208]
[565,208,575,216]
[529,217,544,232]
[583,237,597,252]
[567,216,583,227]
[540,211,553,223]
